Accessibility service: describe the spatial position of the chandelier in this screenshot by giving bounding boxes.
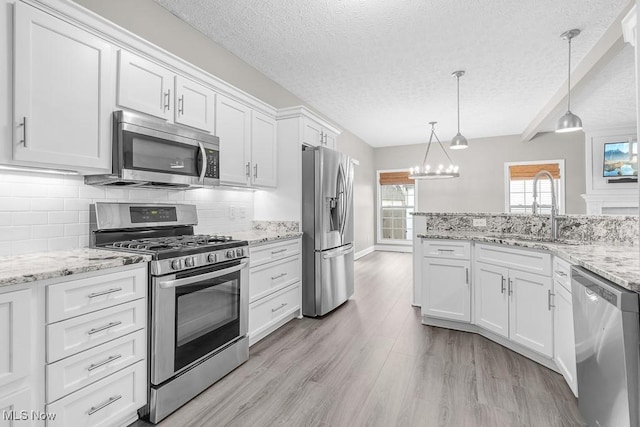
[408,121,460,179]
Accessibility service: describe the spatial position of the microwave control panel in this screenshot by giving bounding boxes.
[204,149,219,179]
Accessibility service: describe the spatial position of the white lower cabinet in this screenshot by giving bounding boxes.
[474,263,509,337]
[248,239,302,346]
[553,257,578,396]
[422,257,471,322]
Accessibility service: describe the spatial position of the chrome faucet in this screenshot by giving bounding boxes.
[532,170,558,241]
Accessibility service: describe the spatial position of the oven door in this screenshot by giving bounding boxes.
[151,258,248,385]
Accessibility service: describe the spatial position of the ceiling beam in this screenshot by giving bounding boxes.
[520,1,634,142]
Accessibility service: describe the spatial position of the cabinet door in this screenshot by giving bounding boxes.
[13,2,113,172]
[474,262,509,338]
[117,50,173,120]
[323,129,337,149]
[509,270,553,357]
[174,75,215,133]
[216,95,251,186]
[422,258,471,322]
[302,118,323,147]
[553,281,577,396]
[250,111,277,187]
[0,388,31,424]
[0,290,30,389]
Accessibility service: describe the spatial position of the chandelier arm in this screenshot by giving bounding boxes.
[432,131,455,164]
[420,129,434,168]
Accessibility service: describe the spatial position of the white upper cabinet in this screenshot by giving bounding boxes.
[251,111,277,187]
[216,94,277,188]
[117,50,173,121]
[217,94,251,186]
[174,75,216,133]
[302,117,337,149]
[117,50,216,133]
[13,1,113,173]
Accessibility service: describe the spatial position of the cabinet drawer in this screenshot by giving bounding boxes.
[47,266,146,323]
[553,257,571,291]
[46,360,146,427]
[249,282,300,338]
[46,330,146,403]
[475,243,551,276]
[422,239,470,260]
[250,254,301,302]
[250,239,301,268]
[47,299,146,363]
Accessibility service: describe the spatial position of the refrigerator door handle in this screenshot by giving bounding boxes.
[338,163,348,237]
[322,243,354,260]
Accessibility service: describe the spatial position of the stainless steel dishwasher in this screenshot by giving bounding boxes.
[572,266,640,427]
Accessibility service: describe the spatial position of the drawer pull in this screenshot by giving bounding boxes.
[87,354,122,372]
[88,321,122,335]
[465,268,469,284]
[437,249,455,253]
[272,302,288,313]
[554,270,567,277]
[508,278,513,296]
[88,395,122,415]
[271,249,287,255]
[88,287,123,298]
[500,276,506,294]
[548,290,556,311]
[271,272,288,280]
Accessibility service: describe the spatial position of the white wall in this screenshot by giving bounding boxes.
[0,170,253,256]
[374,131,587,214]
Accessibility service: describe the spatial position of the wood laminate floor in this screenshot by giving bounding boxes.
[135,251,585,427]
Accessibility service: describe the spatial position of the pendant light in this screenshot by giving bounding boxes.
[409,121,460,179]
[556,29,583,133]
[450,70,468,149]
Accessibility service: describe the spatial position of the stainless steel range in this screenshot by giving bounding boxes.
[90,202,249,424]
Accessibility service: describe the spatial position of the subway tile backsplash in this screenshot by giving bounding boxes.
[0,170,254,256]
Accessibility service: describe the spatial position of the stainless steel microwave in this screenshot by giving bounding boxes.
[85,110,219,189]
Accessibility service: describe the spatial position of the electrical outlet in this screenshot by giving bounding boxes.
[238,207,246,219]
[472,218,487,227]
[229,206,236,219]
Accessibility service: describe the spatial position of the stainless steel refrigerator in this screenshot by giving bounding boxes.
[301,146,355,317]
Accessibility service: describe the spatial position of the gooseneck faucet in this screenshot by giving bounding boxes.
[532,170,558,241]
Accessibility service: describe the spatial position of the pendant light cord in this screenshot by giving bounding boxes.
[457,76,461,133]
[567,36,572,112]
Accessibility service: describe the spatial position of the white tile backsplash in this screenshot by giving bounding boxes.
[0,170,254,257]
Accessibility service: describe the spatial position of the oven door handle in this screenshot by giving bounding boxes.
[158,259,248,289]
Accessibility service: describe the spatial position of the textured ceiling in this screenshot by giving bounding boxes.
[154,0,634,147]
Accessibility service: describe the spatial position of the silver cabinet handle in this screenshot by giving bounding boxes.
[319,131,324,144]
[87,354,122,371]
[548,290,555,311]
[437,249,455,253]
[271,272,288,280]
[508,278,513,296]
[88,321,122,335]
[88,287,122,298]
[271,302,288,313]
[324,134,328,145]
[555,270,567,277]
[500,276,506,294]
[465,268,469,284]
[19,117,27,147]
[246,162,251,178]
[178,95,184,115]
[271,248,287,255]
[164,89,171,111]
[88,395,122,415]
[254,163,258,179]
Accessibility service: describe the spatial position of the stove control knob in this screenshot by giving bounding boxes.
[208,253,218,263]
[235,248,244,257]
[185,257,195,268]
[226,250,235,259]
[171,259,182,270]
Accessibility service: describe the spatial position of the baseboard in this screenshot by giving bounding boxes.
[374,244,412,253]
[355,246,375,260]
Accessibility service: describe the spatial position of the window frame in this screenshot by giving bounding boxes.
[503,159,566,214]
[376,169,417,246]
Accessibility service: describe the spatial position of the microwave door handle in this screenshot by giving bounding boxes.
[158,259,248,289]
[198,142,207,183]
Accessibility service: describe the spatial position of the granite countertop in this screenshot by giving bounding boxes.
[232,230,303,246]
[418,231,640,292]
[0,248,151,288]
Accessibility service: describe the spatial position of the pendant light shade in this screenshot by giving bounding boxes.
[409,122,460,179]
[450,70,468,149]
[556,29,582,133]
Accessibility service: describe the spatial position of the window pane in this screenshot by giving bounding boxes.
[379,181,414,242]
[506,163,562,214]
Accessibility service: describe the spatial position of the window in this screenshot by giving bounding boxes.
[504,160,565,214]
[377,170,416,244]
